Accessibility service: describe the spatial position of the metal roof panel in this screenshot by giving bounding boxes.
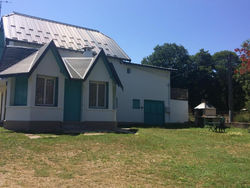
[2,12,131,61]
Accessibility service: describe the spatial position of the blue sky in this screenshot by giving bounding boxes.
[1,0,250,63]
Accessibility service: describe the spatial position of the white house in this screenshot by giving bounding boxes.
[0,12,188,132]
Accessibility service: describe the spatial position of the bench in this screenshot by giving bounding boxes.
[204,117,226,133]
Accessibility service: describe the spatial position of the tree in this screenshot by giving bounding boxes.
[141,43,190,88]
[234,40,250,110]
[188,49,215,109]
[212,51,244,111]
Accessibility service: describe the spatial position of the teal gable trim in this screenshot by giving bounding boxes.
[28,40,70,79]
[14,76,28,106]
[83,50,123,89]
[50,44,70,79]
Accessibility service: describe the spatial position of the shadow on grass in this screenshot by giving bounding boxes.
[0,127,138,136]
[118,122,198,129]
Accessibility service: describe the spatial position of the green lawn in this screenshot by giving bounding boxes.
[0,126,249,187]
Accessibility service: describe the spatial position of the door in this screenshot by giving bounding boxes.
[64,79,82,121]
[144,100,165,125]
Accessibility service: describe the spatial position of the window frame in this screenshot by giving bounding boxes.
[35,75,56,106]
[89,81,107,109]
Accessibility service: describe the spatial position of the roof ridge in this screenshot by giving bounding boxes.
[4,11,100,33]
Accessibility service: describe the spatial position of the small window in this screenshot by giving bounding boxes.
[35,76,56,106]
[127,68,131,74]
[89,82,108,109]
[133,99,140,109]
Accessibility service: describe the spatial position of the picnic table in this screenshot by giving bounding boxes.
[203,116,226,132]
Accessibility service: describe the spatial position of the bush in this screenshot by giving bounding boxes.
[234,112,250,122]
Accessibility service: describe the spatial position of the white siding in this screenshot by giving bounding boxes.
[82,57,116,122]
[5,49,65,121]
[111,60,171,123]
[170,99,188,123]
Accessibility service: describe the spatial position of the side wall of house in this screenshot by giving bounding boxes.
[169,99,188,123]
[110,59,171,123]
[5,49,65,122]
[82,57,116,123]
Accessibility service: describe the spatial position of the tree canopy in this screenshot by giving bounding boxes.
[141,43,246,112]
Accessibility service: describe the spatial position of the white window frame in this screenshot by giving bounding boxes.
[89,81,107,109]
[35,75,56,106]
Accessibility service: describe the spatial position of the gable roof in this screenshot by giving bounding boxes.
[0,40,70,78]
[2,12,131,61]
[0,41,123,88]
[194,102,216,110]
[63,49,123,89]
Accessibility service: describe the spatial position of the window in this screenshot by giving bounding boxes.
[133,99,140,109]
[35,76,56,106]
[89,82,108,108]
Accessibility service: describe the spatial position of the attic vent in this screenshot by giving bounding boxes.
[16,31,21,34]
[77,43,81,45]
[32,40,38,43]
[60,45,65,48]
[54,34,59,36]
[44,37,49,39]
[106,48,109,51]
[69,36,74,39]
[104,43,108,46]
[98,42,101,44]
[22,39,28,42]
[84,44,89,47]
[46,32,50,34]
[53,38,58,41]
[84,39,88,42]
[35,35,40,38]
[12,37,18,40]
[29,28,34,31]
[20,26,25,29]
[26,33,31,36]
[77,38,81,41]
[91,41,95,43]
[38,30,42,33]
[10,25,16,27]
[69,41,74,44]
[61,40,66,42]
[62,35,66,38]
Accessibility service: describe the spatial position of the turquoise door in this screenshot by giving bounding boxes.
[64,79,82,122]
[144,100,165,125]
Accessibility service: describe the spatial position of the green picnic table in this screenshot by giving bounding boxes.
[204,116,226,132]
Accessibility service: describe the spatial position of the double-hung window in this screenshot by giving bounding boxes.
[35,75,56,106]
[89,81,108,108]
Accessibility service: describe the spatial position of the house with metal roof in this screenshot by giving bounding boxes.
[0,12,188,132]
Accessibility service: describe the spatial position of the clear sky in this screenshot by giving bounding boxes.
[1,0,250,63]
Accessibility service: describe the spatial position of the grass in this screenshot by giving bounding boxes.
[0,126,249,187]
[234,112,250,122]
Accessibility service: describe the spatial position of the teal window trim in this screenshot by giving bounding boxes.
[133,99,140,109]
[14,76,28,106]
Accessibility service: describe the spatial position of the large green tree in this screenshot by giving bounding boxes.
[212,51,244,111]
[141,43,245,112]
[141,43,190,88]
